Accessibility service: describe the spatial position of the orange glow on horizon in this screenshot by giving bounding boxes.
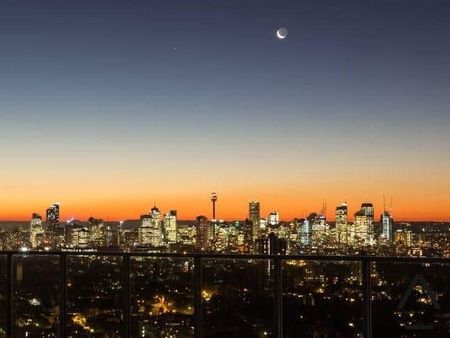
[1,161,449,222]
[1,191,449,222]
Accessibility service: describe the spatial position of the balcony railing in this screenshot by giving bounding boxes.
[1,251,450,337]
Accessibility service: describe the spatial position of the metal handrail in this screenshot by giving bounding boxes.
[3,251,449,338]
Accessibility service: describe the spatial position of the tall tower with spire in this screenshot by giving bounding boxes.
[211,192,218,220]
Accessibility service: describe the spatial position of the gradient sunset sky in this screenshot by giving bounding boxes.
[1,0,450,221]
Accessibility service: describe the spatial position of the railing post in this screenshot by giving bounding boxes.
[194,256,203,338]
[59,253,67,338]
[123,254,130,338]
[6,253,12,338]
[274,256,283,338]
[362,258,372,338]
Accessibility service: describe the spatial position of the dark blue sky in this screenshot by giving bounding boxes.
[1,0,450,220]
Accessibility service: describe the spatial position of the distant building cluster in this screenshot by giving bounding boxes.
[1,195,448,257]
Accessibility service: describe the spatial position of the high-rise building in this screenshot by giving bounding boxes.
[243,219,253,253]
[306,212,328,244]
[177,224,196,246]
[268,211,280,226]
[360,203,374,218]
[139,215,153,246]
[138,206,163,247]
[64,218,74,244]
[104,225,114,247]
[297,218,312,246]
[164,210,177,244]
[30,213,44,248]
[46,203,60,230]
[215,224,229,251]
[335,203,348,244]
[71,226,89,248]
[268,232,287,255]
[88,217,104,247]
[117,221,124,246]
[394,229,412,247]
[257,233,287,255]
[352,203,375,246]
[380,211,394,243]
[196,215,209,251]
[249,201,260,240]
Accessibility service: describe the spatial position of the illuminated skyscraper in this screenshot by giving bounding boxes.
[298,218,312,246]
[352,203,375,246]
[64,218,75,244]
[164,210,177,244]
[335,203,348,244]
[30,213,44,248]
[249,201,260,240]
[380,211,394,243]
[394,229,412,247]
[139,215,153,246]
[268,211,280,226]
[88,217,104,247]
[117,221,124,246]
[138,206,163,247]
[360,203,374,218]
[46,203,60,230]
[196,215,209,251]
[306,212,328,244]
[214,223,229,251]
[71,226,89,248]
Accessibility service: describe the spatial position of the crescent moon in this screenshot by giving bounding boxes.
[276,28,287,39]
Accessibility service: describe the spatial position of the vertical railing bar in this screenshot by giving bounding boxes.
[274,256,283,338]
[123,254,130,338]
[6,253,12,338]
[362,258,373,338]
[59,253,67,338]
[194,255,203,338]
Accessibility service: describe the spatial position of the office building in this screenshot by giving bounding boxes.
[249,201,260,240]
[335,203,348,244]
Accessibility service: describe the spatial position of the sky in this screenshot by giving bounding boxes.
[1,0,450,221]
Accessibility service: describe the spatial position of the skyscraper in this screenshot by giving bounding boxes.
[196,215,209,251]
[297,218,312,246]
[46,203,60,230]
[30,213,44,248]
[139,214,152,246]
[117,221,124,247]
[88,217,104,247]
[243,218,253,253]
[352,203,375,246]
[138,205,163,247]
[268,211,280,227]
[307,212,328,244]
[380,211,394,243]
[164,210,177,244]
[361,203,374,218]
[335,203,348,244]
[64,218,74,244]
[249,201,260,240]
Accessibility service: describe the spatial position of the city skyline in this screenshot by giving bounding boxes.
[0,195,441,222]
[2,1,450,222]
[2,2,450,337]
